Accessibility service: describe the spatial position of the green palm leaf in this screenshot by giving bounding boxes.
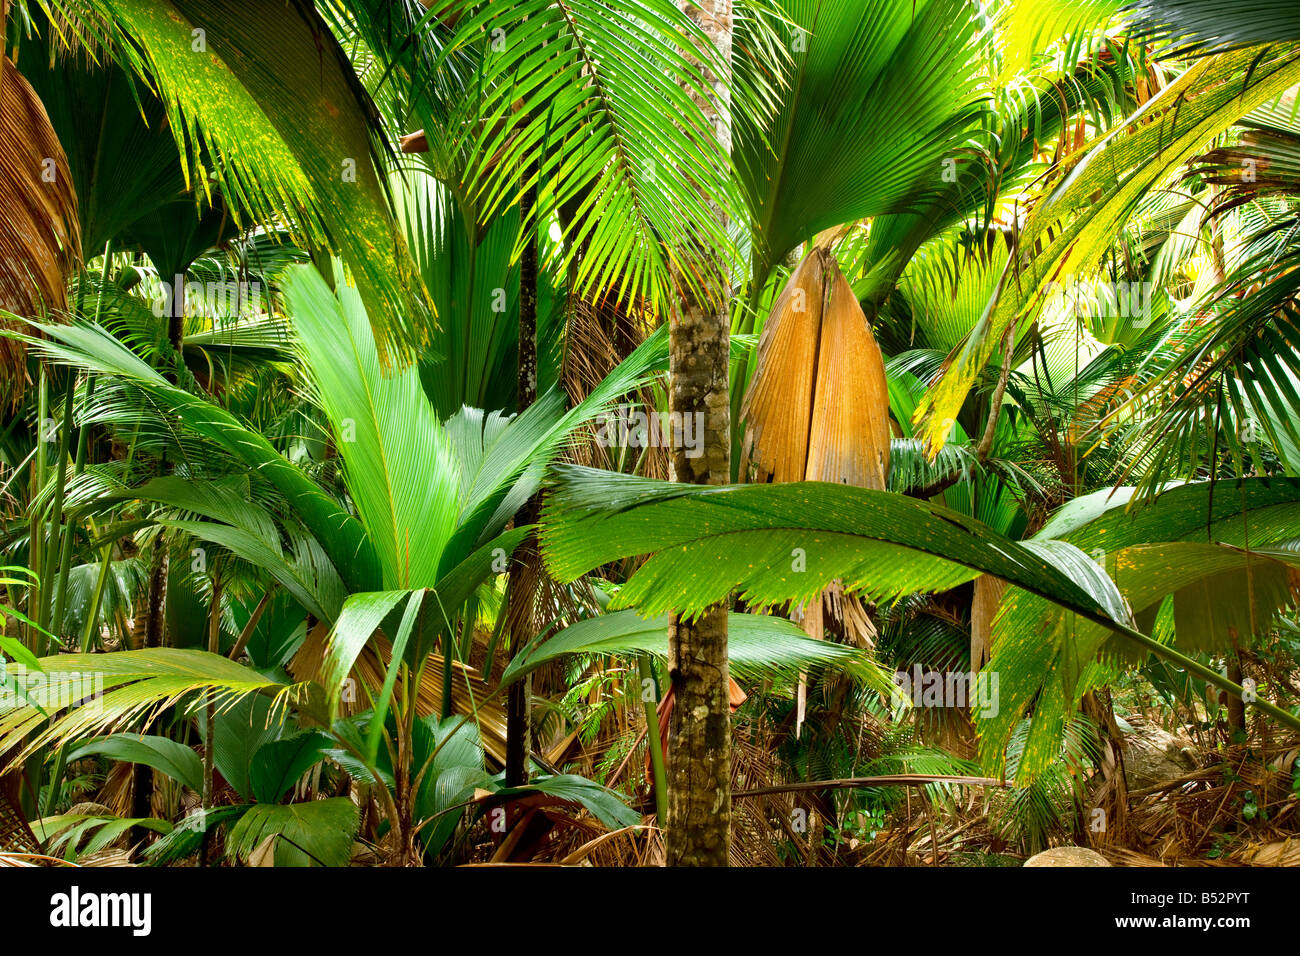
[914,45,1300,453]
[67,732,203,793]
[225,798,358,868]
[0,648,302,763]
[41,0,427,359]
[14,12,187,260]
[417,0,742,311]
[12,317,382,594]
[984,479,1300,777]
[540,466,1126,623]
[1126,0,1300,55]
[285,266,461,591]
[735,0,988,284]
[501,607,890,691]
[282,264,671,586]
[539,466,1300,736]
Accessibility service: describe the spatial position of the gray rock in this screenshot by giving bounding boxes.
[1121,715,1197,790]
[1024,846,1111,867]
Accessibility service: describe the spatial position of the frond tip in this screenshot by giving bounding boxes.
[0,649,299,766]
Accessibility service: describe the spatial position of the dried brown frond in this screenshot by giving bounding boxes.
[741,245,890,486]
[741,247,891,723]
[970,575,1006,671]
[561,288,667,478]
[0,53,81,398]
[1113,730,1300,864]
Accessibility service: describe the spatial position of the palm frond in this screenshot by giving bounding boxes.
[914,45,1300,454]
[285,266,461,591]
[502,607,891,691]
[540,465,1128,624]
[982,478,1300,778]
[0,647,303,763]
[37,0,427,360]
[12,316,382,593]
[540,466,1300,740]
[1125,0,1300,56]
[735,0,988,284]
[415,0,744,312]
[0,52,79,388]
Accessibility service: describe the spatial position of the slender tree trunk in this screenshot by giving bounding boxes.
[1226,628,1246,736]
[199,573,222,867]
[517,182,539,412]
[132,273,185,847]
[505,176,539,788]
[1081,688,1128,844]
[666,0,733,867]
[167,272,186,379]
[130,540,166,846]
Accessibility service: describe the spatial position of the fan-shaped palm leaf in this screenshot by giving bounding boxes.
[734,0,988,286]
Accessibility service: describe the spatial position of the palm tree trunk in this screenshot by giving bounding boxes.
[167,272,186,379]
[666,0,733,867]
[505,175,539,788]
[199,572,222,867]
[1226,628,1246,735]
[131,273,184,846]
[130,538,166,844]
[1081,688,1128,844]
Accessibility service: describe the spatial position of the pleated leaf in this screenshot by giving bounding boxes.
[16,316,381,593]
[67,732,203,793]
[225,798,358,868]
[501,607,889,690]
[285,267,460,591]
[735,0,987,282]
[540,465,1131,628]
[1125,0,1300,55]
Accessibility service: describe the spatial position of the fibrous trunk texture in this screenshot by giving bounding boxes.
[667,0,733,868]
